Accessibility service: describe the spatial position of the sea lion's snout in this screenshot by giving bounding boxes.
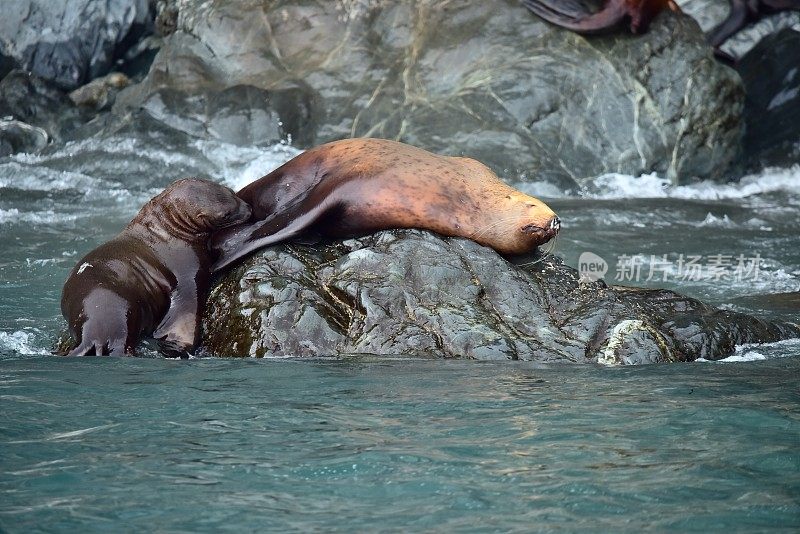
[522,215,560,238]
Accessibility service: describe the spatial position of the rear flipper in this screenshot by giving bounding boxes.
[707,0,750,48]
[521,0,628,34]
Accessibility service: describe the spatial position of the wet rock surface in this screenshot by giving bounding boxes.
[0,0,153,90]
[677,0,800,58]
[115,0,743,185]
[132,85,317,148]
[202,230,799,363]
[736,29,800,169]
[0,70,88,153]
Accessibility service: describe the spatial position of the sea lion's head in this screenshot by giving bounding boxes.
[477,190,560,255]
[452,157,560,255]
[509,190,560,249]
[150,178,252,238]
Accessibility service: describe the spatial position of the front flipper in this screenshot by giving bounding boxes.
[153,286,201,356]
[210,198,331,272]
[521,0,628,34]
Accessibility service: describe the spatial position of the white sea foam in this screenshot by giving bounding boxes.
[698,213,737,228]
[11,136,196,168]
[698,338,800,363]
[717,352,768,362]
[574,165,800,200]
[0,208,79,225]
[0,330,48,356]
[191,139,301,190]
[0,162,101,192]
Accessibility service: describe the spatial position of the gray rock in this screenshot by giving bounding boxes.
[117,0,743,185]
[132,84,316,147]
[0,0,153,90]
[0,70,86,144]
[677,0,800,58]
[69,72,131,111]
[0,119,48,156]
[202,230,798,363]
[736,29,800,168]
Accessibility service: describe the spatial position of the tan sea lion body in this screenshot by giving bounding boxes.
[212,138,560,271]
[61,179,251,356]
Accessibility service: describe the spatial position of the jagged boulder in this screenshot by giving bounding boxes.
[202,230,798,363]
[116,0,744,185]
[0,0,153,90]
[0,70,87,152]
[677,0,800,58]
[737,29,800,169]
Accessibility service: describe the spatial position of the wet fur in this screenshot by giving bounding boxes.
[211,138,560,271]
[60,179,251,356]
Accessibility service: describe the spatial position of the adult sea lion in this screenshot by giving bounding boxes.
[60,178,251,356]
[211,138,560,271]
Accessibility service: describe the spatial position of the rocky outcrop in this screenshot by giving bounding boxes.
[677,0,800,58]
[134,84,317,148]
[115,0,744,186]
[0,70,87,152]
[0,0,153,90]
[737,29,800,169]
[202,231,798,363]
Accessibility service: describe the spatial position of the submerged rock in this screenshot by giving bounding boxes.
[0,0,153,90]
[202,230,798,363]
[116,0,743,186]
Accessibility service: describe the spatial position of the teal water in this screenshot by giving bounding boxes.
[1,133,799,530]
[2,355,799,531]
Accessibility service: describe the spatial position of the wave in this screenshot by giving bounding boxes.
[0,330,49,356]
[525,165,800,200]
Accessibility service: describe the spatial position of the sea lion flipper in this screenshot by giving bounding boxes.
[211,200,329,272]
[521,0,628,34]
[65,339,95,356]
[152,287,200,355]
[64,338,125,356]
[707,0,749,47]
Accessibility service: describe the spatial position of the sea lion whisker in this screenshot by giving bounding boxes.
[517,234,559,268]
[468,215,527,239]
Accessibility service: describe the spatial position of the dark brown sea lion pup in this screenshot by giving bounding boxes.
[211,138,561,272]
[520,0,682,35]
[60,179,251,356]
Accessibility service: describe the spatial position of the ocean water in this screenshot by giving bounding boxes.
[1,133,799,531]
